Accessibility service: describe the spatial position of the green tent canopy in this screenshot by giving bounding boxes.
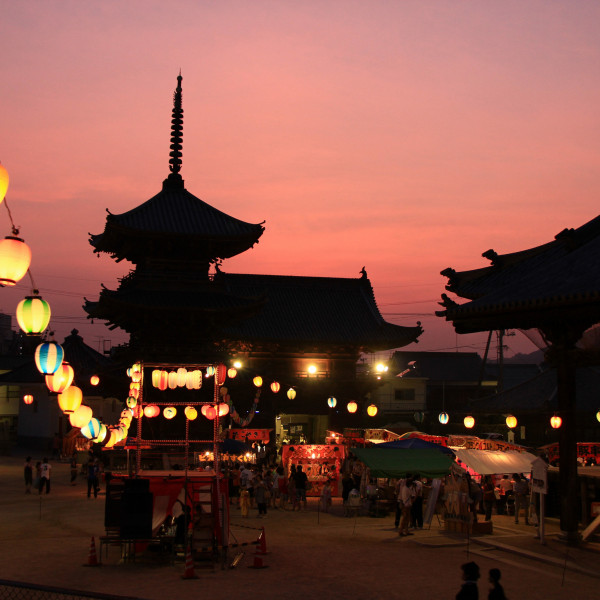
[352,448,454,479]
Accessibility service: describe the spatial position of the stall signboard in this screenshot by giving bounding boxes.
[226,429,271,443]
[448,435,526,453]
[531,457,548,494]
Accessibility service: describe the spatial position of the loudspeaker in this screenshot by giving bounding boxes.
[120,491,153,539]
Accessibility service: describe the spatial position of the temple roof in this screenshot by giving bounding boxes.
[89,74,264,264]
[216,271,423,352]
[437,214,600,335]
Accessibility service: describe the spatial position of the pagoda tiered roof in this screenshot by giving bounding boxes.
[89,176,265,264]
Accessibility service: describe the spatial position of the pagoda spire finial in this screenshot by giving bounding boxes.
[167,72,184,183]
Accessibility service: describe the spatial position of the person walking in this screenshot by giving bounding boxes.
[513,473,529,525]
[488,568,507,600]
[456,561,480,599]
[254,474,268,517]
[482,476,495,521]
[87,458,100,498]
[293,464,308,511]
[398,476,416,536]
[24,456,33,494]
[39,457,51,494]
[410,474,424,529]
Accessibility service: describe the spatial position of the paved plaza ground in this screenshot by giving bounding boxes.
[0,453,598,600]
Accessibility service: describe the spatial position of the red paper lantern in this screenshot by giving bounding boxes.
[270,382,281,393]
[216,364,227,386]
[23,394,34,405]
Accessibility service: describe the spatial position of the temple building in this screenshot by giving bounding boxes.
[84,75,423,437]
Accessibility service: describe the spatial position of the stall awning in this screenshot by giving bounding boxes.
[454,449,537,475]
[352,448,454,479]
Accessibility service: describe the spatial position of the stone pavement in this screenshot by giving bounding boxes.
[0,453,598,600]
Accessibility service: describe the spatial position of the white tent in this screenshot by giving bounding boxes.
[454,449,537,475]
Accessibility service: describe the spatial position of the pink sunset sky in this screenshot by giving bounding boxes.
[1,1,599,358]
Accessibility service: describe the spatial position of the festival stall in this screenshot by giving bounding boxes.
[453,449,537,476]
[351,447,454,479]
[281,444,346,497]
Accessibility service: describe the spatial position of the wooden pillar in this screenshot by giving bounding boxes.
[555,342,580,544]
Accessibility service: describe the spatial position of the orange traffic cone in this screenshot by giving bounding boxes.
[248,554,269,569]
[84,536,99,567]
[255,526,268,555]
[181,546,198,580]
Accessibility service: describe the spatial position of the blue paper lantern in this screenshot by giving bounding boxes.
[80,418,100,440]
[327,396,337,408]
[438,412,449,425]
[34,342,64,375]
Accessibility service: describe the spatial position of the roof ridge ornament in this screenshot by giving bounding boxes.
[165,72,184,189]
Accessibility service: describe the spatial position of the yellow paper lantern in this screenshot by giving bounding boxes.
[0,236,31,286]
[367,404,378,417]
[506,415,517,429]
[104,429,118,448]
[596,410,600,423]
[185,406,198,420]
[58,386,83,414]
[177,367,188,387]
[45,362,74,393]
[144,405,160,418]
[90,375,100,386]
[287,388,296,400]
[227,367,237,379]
[347,401,358,414]
[69,405,93,428]
[550,415,562,429]
[464,415,475,429]
[218,403,230,417]
[253,376,263,388]
[0,163,9,204]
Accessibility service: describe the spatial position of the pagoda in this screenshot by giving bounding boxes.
[85,75,423,400]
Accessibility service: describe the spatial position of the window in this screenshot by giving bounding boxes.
[394,389,415,402]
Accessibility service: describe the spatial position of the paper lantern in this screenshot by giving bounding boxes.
[218,403,230,417]
[205,405,216,420]
[367,404,378,417]
[550,415,562,429]
[0,236,31,286]
[168,371,178,389]
[206,366,215,376]
[596,410,600,423]
[16,294,51,335]
[177,367,188,387]
[121,408,133,420]
[327,396,337,408]
[0,163,8,204]
[227,367,237,379]
[45,362,74,393]
[144,404,160,418]
[253,376,263,388]
[23,394,34,405]
[506,415,517,429]
[464,415,475,429]
[185,406,198,420]
[216,364,227,386]
[163,406,177,419]
[90,375,100,386]
[126,395,137,409]
[95,424,108,444]
[287,388,296,400]
[438,412,449,425]
[80,418,100,440]
[69,405,93,428]
[347,401,358,414]
[58,385,83,414]
[131,405,142,418]
[34,341,64,374]
[104,429,118,448]
[128,387,139,400]
[271,382,281,393]
[131,370,142,383]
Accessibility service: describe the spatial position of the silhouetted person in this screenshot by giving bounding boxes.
[456,561,480,599]
[488,568,506,600]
